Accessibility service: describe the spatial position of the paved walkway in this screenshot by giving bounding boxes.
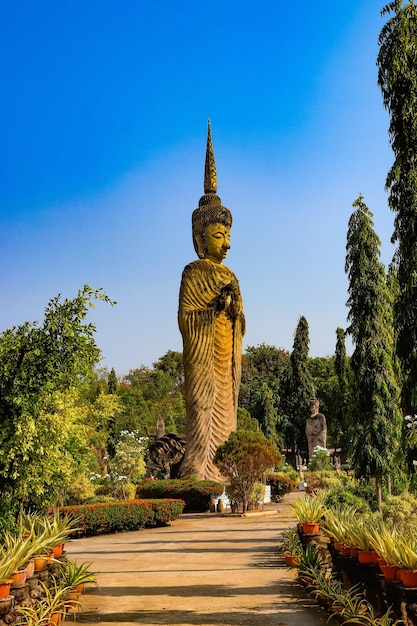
[66,492,332,626]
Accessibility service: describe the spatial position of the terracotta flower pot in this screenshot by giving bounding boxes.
[357,549,378,564]
[34,556,48,571]
[302,522,320,535]
[48,611,63,625]
[284,554,299,567]
[333,541,343,552]
[349,546,359,559]
[53,543,64,558]
[25,559,35,578]
[401,569,417,588]
[340,544,351,557]
[380,563,398,581]
[66,588,81,611]
[10,568,27,588]
[0,580,12,600]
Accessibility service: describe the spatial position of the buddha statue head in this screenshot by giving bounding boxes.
[192,121,233,261]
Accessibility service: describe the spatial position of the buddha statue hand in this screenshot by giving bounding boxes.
[208,280,238,314]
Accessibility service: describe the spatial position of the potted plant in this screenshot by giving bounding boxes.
[40,510,81,556]
[60,558,97,595]
[294,543,326,587]
[15,582,73,625]
[321,505,357,549]
[291,491,326,534]
[1,528,50,578]
[281,528,301,567]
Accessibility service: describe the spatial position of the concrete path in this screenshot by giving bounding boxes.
[66,492,333,626]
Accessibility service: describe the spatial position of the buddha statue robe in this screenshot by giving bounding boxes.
[178,258,245,481]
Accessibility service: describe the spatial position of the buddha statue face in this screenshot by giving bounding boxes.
[309,398,319,416]
[203,222,231,263]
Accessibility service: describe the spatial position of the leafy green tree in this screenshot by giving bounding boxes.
[153,350,184,393]
[281,316,315,453]
[345,194,402,508]
[239,344,289,424]
[0,285,114,511]
[214,430,281,513]
[378,1,417,414]
[236,407,259,432]
[118,366,186,438]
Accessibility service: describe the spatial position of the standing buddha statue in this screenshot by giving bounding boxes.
[178,121,245,481]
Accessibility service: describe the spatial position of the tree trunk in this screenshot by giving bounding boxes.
[375,474,382,513]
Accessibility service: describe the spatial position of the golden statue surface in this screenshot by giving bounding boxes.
[178,122,245,481]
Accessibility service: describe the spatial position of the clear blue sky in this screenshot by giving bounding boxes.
[1,1,396,376]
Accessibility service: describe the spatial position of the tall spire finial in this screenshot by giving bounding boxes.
[204,119,217,194]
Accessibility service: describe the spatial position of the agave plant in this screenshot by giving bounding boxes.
[394,536,417,570]
[345,518,375,552]
[321,505,358,544]
[294,543,326,586]
[41,510,81,550]
[280,528,301,555]
[60,558,97,591]
[329,582,372,624]
[291,491,327,524]
[309,569,345,610]
[0,530,50,578]
[369,522,403,566]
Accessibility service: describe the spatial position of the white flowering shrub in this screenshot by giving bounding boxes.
[307,446,331,472]
[107,431,148,500]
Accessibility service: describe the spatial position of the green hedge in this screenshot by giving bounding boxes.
[58,498,185,536]
[136,479,224,512]
[266,473,298,502]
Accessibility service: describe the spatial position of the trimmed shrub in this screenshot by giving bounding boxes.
[58,498,185,536]
[136,479,224,512]
[266,472,298,502]
[250,482,266,510]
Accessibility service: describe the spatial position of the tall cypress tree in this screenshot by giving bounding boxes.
[377,1,417,414]
[258,382,279,446]
[334,327,351,450]
[108,368,118,394]
[345,194,401,508]
[281,316,314,454]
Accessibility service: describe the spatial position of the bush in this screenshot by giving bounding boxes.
[350,481,387,512]
[307,447,331,472]
[250,482,266,510]
[0,493,19,533]
[214,430,281,513]
[64,473,96,505]
[58,498,185,536]
[305,470,345,493]
[381,492,417,526]
[324,486,370,514]
[266,472,298,502]
[136,479,224,512]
